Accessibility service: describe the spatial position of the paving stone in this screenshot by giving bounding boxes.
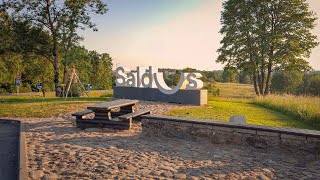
[174,173,187,179]
[42,174,58,180]
[31,170,43,179]
[21,101,320,179]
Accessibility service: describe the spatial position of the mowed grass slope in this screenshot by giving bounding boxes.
[0,91,112,117]
[254,95,320,129]
[167,101,314,130]
[167,82,320,130]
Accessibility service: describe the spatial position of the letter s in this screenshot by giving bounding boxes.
[115,67,130,86]
[186,73,203,90]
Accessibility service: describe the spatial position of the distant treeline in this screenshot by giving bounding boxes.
[0,1,109,96]
[0,46,113,95]
[0,8,112,96]
[271,71,320,96]
[159,68,252,85]
[159,68,320,96]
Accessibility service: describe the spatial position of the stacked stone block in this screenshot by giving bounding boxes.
[141,115,320,154]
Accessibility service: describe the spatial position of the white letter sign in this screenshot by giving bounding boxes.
[115,66,203,95]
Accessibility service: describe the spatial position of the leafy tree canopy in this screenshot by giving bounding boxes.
[217,0,318,96]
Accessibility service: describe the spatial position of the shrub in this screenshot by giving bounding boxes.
[0,88,7,94]
[306,74,320,96]
[204,82,220,96]
[271,71,303,94]
[66,85,80,97]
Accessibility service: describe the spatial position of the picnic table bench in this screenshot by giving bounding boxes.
[72,99,151,130]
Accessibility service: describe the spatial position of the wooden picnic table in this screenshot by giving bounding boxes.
[72,99,151,130]
[87,99,139,121]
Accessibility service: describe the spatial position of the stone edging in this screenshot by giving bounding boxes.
[142,115,320,137]
[19,122,28,180]
[141,115,320,153]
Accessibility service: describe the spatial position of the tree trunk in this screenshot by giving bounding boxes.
[62,64,68,84]
[253,72,260,96]
[257,70,263,95]
[41,89,46,97]
[260,64,265,95]
[53,37,62,97]
[46,0,62,97]
[264,62,272,95]
[40,77,46,97]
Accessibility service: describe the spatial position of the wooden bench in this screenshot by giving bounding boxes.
[118,109,151,121]
[71,109,93,120]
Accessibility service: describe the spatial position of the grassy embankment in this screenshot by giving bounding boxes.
[1,83,319,130]
[254,95,320,129]
[167,82,320,130]
[0,90,112,117]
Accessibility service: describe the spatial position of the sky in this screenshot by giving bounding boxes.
[79,0,320,71]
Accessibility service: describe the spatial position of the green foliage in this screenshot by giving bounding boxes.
[160,68,224,83]
[271,71,320,96]
[2,0,108,96]
[0,13,113,94]
[0,88,7,94]
[0,53,23,82]
[203,82,220,96]
[305,74,320,96]
[271,71,303,94]
[238,70,251,84]
[183,67,197,73]
[217,0,318,96]
[68,86,81,97]
[90,52,113,90]
[222,67,237,82]
[161,70,181,87]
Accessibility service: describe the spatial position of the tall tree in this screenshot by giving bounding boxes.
[217,0,318,96]
[90,51,113,89]
[2,0,107,96]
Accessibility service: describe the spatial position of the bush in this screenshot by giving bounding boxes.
[306,74,320,96]
[66,85,80,97]
[0,83,15,93]
[18,85,32,93]
[271,71,303,94]
[0,88,7,94]
[204,82,220,96]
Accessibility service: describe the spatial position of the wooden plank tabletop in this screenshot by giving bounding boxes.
[87,99,139,111]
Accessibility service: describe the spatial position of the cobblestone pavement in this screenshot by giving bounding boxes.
[20,101,320,179]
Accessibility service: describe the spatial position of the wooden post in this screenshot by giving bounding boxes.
[65,68,75,100]
[65,67,89,100]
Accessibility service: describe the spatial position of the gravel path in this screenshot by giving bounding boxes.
[15,101,320,179]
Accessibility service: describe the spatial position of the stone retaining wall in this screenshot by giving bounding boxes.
[141,115,320,154]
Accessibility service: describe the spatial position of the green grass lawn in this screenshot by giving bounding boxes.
[1,84,319,130]
[166,100,315,130]
[167,82,319,130]
[0,91,112,118]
